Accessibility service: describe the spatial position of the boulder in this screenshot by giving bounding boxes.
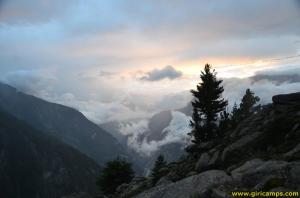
[208,150,220,167]
[134,170,232,198]
[252,175,286,191]
[116,183,130,194]
[186,171,198,177]
[221,132,263,165]
[272,92,300,105]
[231,159,288,188]
[230,158,264,177]
[166,170,181,182]
[283,143,300,160]
[286,161,300,189]
[210,188,231,198]
[195,152,210,172]
[269,187,294,192]
[156,177,173,186]
[116,177,150,198]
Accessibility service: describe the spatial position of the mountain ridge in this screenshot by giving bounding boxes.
[0,82,128,165]
[0,109,101,198]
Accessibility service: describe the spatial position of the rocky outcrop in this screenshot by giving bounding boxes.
[115,177,151,198]
[116,92,300,197]
[125,159,300,198]
[272,92,300,105]
[134,170,232,198]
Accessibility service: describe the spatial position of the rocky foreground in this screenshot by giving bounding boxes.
[115,92,300,198]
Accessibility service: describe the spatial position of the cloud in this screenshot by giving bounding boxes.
[0,0,76,23]
[0,0,300,77]
[119,111,191,156]
[113,64,300,156]
[0,1,299,143]
[140,66,183,81]
[0,69,57,98]
[222,66,300,108]
[99,70,116,77]
[250,74,300,85]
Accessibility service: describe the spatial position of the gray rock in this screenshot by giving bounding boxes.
[232,159,288,188]
[231,158,264,176]
[117,179,149,198]
[195,152,210,172]
[210,188,230,198]
[283,143,300,160]
[238,127,250,136]
[166,170,181,182]
[286,161,300,188]
[116,183,130,193]
[199,141,216,150]
[208,150,220,167]
[292,123,300,132]
[221,132,263,164]
[156,177,173,186]
[186,171,198,177]
[272,92,300,105]
[134,170,232,198]
[269,187,293,192]
[252,175,285,191]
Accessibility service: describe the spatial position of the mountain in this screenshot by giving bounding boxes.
[0,110,101,198]
[100,105,192,175]
[147,110,172,142]
[116,92,300,197]
[0,82,127,165]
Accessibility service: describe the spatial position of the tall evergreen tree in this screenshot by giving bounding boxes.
[190,64,228,143]
[219,109,230,133]
[239,89,260,119]
[97,158,134,195]
[230,102,240,127]
[189,106,203,144]
[151,154,167,185]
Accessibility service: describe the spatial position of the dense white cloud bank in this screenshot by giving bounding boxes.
[119,111,191,156]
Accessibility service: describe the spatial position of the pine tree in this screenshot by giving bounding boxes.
[97,158,134,195]
[189,106,203,144]
[219,109,230,133]
[151,154,167,185]
[190,64,228,143]
[230,102,240,127]
[239,89,260,119]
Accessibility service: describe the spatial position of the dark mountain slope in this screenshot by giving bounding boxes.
[0,82,127,165]
[147,110,172,142]
[0,110,101,198]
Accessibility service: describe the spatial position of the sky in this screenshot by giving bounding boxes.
[0,0,300,125]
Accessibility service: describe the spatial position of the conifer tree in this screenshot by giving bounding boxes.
[189,64,228,142]
[189,106,203,144]
[97,158,134,195]
[219,109,230,133]
[151,154,167,185]
[239,89,260,119]
[230,102,240,127]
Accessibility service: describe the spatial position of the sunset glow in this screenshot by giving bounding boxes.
[0,0,299,123]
